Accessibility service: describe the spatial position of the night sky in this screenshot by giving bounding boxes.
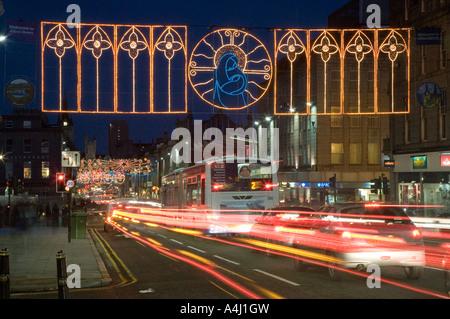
[0,0,350,154]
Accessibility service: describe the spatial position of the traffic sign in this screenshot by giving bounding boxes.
[66,179,75,188]
[62,151,80,167]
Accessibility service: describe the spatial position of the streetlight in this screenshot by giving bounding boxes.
[0,35,6,42]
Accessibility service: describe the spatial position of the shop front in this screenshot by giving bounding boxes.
[394,152,450,216]
[277,177,380,209]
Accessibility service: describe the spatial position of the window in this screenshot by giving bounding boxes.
[5,139,13,153]
[421,46,426,75]
[405,0,409,21]
[23,139,31,153]
[349,70,358,92]
[421,110,428,141]
[23,121,31,129]
[405,114,411,143]
[41,161,50,178]
[24,161,32,179]
[349,143,362,164]
[330,106,342,127]
[441,30,446,69]
[368,143,380,164]
[41,139,49,153]
[440,113,447,140]
[440,89,447,140]
[442,89,447,112]
[350,115,361,127]
[367,71,374,93]
[331,143,344,164]
[5,121,13,128]
[368,116,379,127]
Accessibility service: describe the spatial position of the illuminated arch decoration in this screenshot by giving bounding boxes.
[274,28,410,115]
[188,29,272,110]
[42,23,410,115]
[344,30,374,114]
[379,30,408,113]
[153,27,187,113]
[274,30,307,114]
[81,25,114,112]
[118,26,149,113]
[77,158,152,186]
[41,22,187,113]
[42,24,76,111]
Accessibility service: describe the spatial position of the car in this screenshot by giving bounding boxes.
[250,206,316,254]
[444,249,450,296]
[290,202,425,281]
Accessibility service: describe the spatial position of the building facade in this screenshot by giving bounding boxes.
[109,119,133,158]
[252,1,394,208]
[0,108,73,197]
[386,0,450,214]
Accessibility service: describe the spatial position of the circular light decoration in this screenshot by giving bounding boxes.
[189,29,272,110]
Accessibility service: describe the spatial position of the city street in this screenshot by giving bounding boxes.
[18,220,448,300]
[2,0,450,309]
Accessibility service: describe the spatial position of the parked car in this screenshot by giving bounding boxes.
[290,202,425,281]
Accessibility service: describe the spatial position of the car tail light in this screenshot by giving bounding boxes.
[412,229,422,239]
[342,231,352,239]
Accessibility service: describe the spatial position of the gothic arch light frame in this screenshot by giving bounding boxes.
[274,28,410,116]
[41,23,410,115]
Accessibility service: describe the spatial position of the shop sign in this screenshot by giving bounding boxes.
[384,160,395,167]
[440,154,450,167]
[412,156,427,169]
[416,82,442,109]
[416,27,441,45]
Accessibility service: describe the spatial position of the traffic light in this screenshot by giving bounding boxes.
[329,174,336,188]
[370,178,381,194]
[56,173,66,193]
[382,176,389,194]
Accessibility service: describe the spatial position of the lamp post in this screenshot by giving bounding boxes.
[0,154,11,227]
[0,35,6,107]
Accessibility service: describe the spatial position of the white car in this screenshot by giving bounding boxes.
[292,202,425,281]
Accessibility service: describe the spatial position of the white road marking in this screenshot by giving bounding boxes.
[188,246,206,253]
[213,255,241,265]
[170,239,184,245]
[253,269,301,286]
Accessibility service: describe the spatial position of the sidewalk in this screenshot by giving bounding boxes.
[0,224,111,294]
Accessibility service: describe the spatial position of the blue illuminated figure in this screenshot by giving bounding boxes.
[213,53,247,108]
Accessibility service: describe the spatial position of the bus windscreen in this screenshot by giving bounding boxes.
[211,162,274,191]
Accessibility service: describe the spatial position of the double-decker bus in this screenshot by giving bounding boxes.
[161,157,278,234]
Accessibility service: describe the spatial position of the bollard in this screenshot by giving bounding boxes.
[56,250,70,299]
[0,248,10,299]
